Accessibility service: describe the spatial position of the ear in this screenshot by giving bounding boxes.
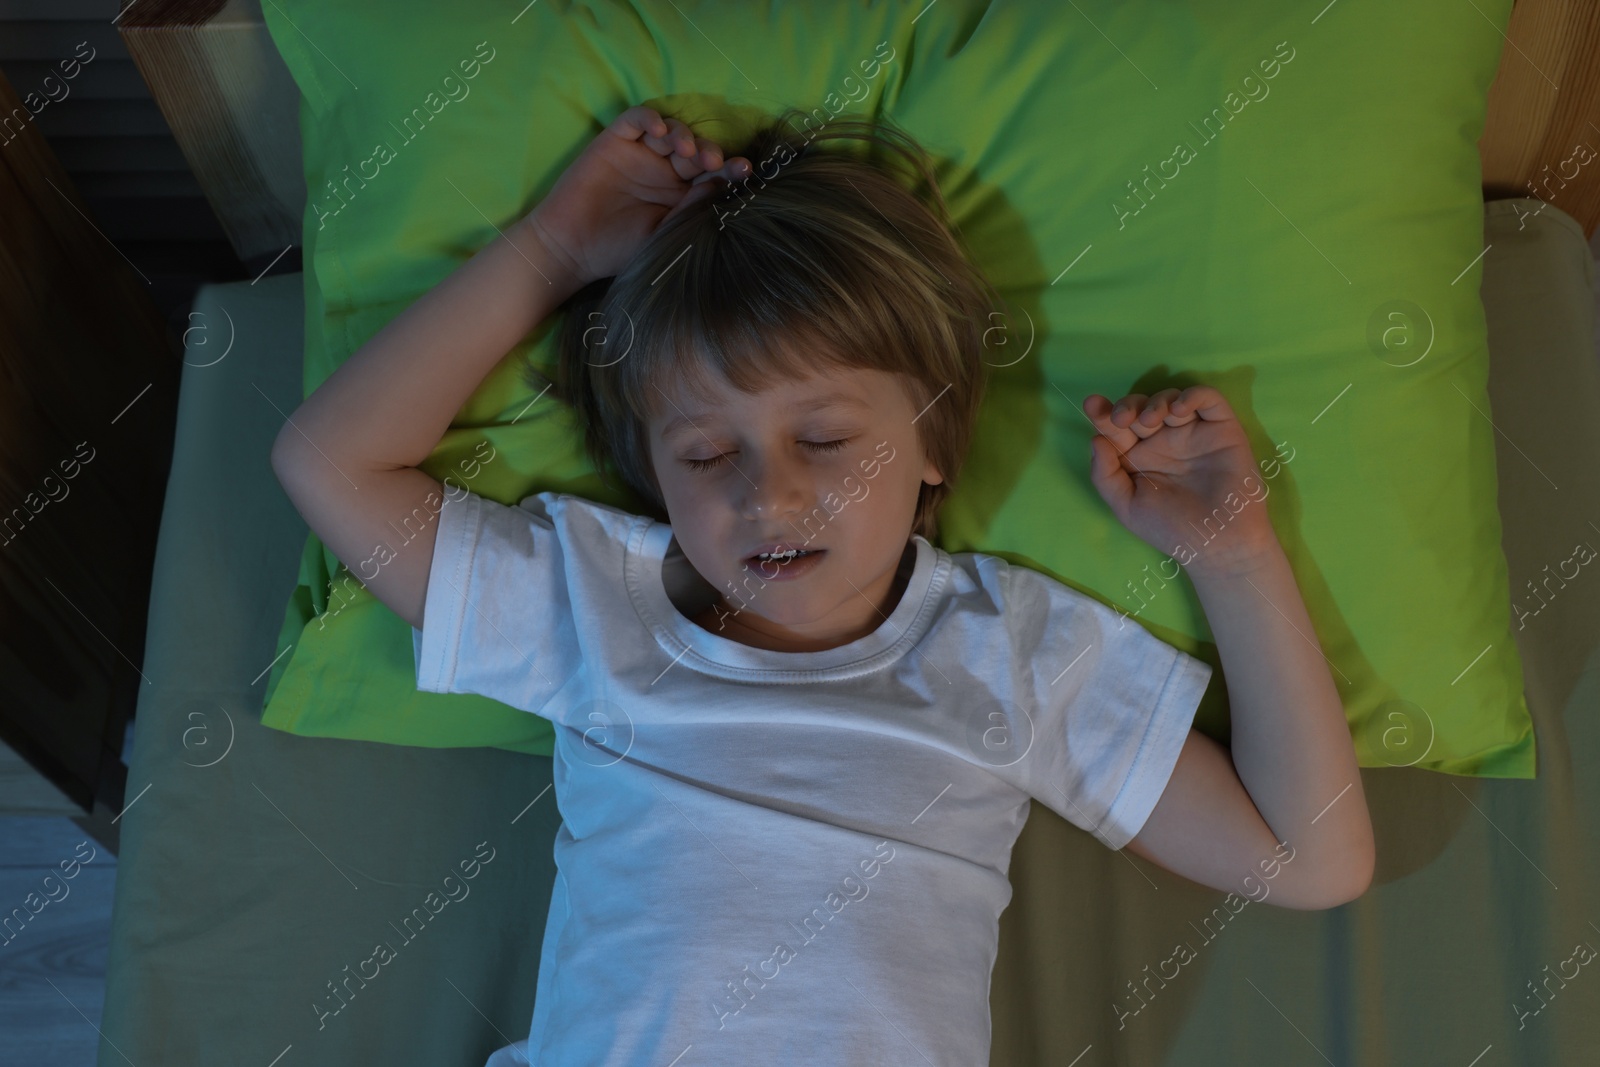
[921,454,945,487]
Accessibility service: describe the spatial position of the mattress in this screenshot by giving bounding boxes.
[99,198,1600,1065]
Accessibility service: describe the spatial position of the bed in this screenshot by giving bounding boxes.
[100,1,1600,1064]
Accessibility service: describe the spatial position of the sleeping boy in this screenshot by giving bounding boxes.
[272,104,1374,1065]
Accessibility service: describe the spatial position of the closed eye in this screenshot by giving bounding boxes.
[681,438,853,473]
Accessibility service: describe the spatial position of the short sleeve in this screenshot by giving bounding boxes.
[999,566,1213,851]
[411,488,582,718]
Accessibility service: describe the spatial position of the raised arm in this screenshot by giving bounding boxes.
[270,105,751,630]
[1084,386,1375,910]
[270,213,581,629]
[1134,543,1373,909]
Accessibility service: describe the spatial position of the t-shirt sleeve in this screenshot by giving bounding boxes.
[410,488,582,718]
[998,565,1213,851]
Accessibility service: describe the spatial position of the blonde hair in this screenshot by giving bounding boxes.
[522,106,1001,542]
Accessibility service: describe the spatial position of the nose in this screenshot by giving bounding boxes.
[738,448,812,523]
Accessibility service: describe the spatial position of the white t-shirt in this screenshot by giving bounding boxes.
[412,489,1212,1067]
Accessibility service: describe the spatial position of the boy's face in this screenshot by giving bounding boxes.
[647,360,943,652]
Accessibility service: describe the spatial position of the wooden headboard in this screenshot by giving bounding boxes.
[1478,0,1600,236]
[119,0,1600,259]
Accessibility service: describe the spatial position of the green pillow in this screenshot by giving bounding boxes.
[261,0,1533,776]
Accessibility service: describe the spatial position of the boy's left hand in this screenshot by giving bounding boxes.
[1084,385,1279,577]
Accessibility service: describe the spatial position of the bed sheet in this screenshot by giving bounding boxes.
[100,199,1600,1065]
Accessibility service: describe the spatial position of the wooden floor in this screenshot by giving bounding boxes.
[0,2,246,1061]
[0,735,121,1066]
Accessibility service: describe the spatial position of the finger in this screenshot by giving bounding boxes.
[642,117,696,160]
[1154,386,1200,426]
[1082,393,1141,452]
[692,136,722,169]
[1088,435,1134,514]
[668,120,700,162]
[690,155,752,186]
[1139,388,1184,429]
[1110,393,1158,441]
[667,134,723,181]
[1123,392,1169,440]
[1111,393,1149,429]
[612,105,667,142]
[1173,384,1236,423]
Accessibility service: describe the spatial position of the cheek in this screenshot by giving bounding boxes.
[649,448,689,501]
[655,469,703,518]
[655,465,728,531]
[846,457,919,515]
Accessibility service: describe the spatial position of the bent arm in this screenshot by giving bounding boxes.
[274,212,582,472]
[1193,541,1374,905]
[1128,541,1375,910]
[269,461,447,631]
[270,212,583,629]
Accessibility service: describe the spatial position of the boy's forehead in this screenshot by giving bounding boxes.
[652,370,880,439]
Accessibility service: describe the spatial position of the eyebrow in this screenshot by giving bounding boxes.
[659,390,868,441]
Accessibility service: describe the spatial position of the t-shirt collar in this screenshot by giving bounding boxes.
[625,517,945,681]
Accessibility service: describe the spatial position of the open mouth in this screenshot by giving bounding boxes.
[742,546,831,580]
[747,548,821,565]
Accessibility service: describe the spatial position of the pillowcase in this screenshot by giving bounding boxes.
[260,0,1533,776]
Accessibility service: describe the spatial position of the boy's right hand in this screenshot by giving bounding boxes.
[528,105,752,288]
